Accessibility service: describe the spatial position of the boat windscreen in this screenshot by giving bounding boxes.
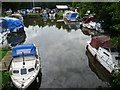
[21,68,27,75]
[16,49,31,54]
[13,55,35,62]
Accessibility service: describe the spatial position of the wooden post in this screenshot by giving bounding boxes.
[4,61,6,67]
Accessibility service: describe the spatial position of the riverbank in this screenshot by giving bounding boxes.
[0,46,12,89]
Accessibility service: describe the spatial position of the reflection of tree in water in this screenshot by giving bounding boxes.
[24,16,79,32]
[86,50,112,86]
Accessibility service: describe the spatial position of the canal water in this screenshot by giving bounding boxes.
[23,16,108,88]
[1,16,110,89]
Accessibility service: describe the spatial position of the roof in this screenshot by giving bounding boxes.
[92,35,110,42]
[56,5,68,9]
[12,44,36,57]
[33,7,41,9]
[90,35,111,49]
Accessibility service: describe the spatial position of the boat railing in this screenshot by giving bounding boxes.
[96,52,114,70]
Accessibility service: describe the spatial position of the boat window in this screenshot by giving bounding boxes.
[13,70,19,74]
[21,68,27,75]
[28,68,34,72]
[103,52,109,57]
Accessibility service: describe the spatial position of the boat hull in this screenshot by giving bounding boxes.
[86,41,114,73]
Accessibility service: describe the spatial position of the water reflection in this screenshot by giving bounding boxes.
[24,16,80,32]
[24,24,108,88]
[64,21,80,30]
[86,50,112,86]
[81,27,100,36]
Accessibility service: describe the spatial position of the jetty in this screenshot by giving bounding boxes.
[0,51,12,71]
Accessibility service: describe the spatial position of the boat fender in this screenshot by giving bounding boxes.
[36,77,39,83]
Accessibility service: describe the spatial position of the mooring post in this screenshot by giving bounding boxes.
[4,61,6,67]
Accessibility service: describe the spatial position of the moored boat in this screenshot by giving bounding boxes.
[63,11,78,21]
[86,35,120,73]
[9,14,24,21]
[9,44,41,89]
[0,17,24,33]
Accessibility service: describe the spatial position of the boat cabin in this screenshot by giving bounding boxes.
[11,44,38,75]
[90,35,111,49]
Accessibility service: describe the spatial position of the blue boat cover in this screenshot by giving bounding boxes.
[42,11,47,15]
[0,17,24,32]
[12,44,36,57]
[68,13,78,19]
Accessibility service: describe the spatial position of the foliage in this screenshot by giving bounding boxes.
[57,12,64,17]
[28,13,40,15]
[112,65,120,88]
[1,71,12,90]
[0,47,10,61]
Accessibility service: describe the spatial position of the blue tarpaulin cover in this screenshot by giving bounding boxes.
[0,17,24,32]
[68,13,78,19]
[12,44,36,57]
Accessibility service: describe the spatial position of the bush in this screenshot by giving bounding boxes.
[0,71,12,90]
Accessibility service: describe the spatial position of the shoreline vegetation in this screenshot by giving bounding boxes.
[0,47,11,89]
[0,46,10,61]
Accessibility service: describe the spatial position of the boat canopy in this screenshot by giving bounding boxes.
[90,35,111,49]
[12,44,36,57]
[0,17,24,32]
[68,12,78,19]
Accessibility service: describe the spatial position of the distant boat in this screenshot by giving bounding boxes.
[86,35,120,73]
[63,11,78,21]
[9,14,24,21]
[9,44,41,89]
[80,16,102,31]
[49,10,56,20]
[42,10,48,17]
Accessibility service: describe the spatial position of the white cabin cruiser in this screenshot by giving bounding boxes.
[49,10,56,20]
[86,35,120,73]
[80,16,101,30]
[9,44,41,89]
[63,11,78,21]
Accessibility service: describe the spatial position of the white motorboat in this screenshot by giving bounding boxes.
[9,44,41,89]
[49,10,56,20]
[86,35,120,73]
[63,11,78,21]
[80,16,102,30]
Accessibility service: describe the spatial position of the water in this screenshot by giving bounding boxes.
[1,16,109,88]
[23,16,108,88]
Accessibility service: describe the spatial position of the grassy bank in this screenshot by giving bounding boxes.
[0,71,12,90]
[57,12,64,17]
[0,47,10,61]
